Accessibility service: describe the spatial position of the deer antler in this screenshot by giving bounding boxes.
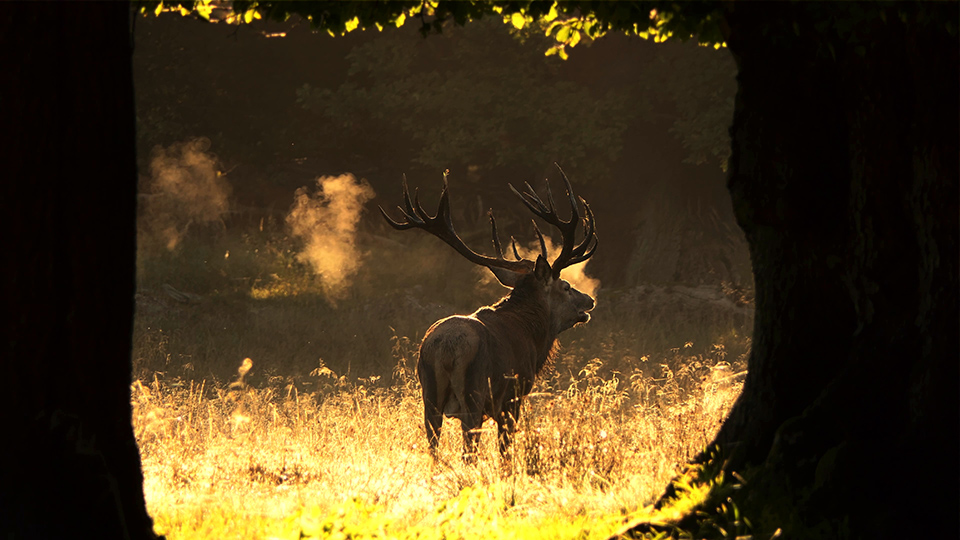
[509,163,598,278]
[379,171,535,279]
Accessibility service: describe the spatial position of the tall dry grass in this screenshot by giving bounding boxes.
[133,339,744,537]
[132,219,750,537]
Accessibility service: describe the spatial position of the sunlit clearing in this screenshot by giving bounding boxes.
[134,351,743,539]
[285,173,376,301]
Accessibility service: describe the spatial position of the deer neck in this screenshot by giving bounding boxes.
[490,292,557,362]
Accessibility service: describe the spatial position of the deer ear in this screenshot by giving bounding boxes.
[534,254,552,282]
[488,267,523,288]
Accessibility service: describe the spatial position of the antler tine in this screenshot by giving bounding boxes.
[555,163,580,223]
[527,180,558,217]
[378,204,417,230]
[437,183,453,228]
[543,178,557,215]
[510,167,581,228]
[438,169,453,224]
[489,210,505,258]
[579,196,595,240]
[531,220,548,259]
[506,163,597,277]
[401,175,417,216]
[400,189,428,226]
[413,187,430,220]
[379,176,422,229]
[523,182,543,206]
[509,183,549,218]
[380,173,534,276]
[567,233,598,265]
[559,197,598,267]
[510,236,522,260]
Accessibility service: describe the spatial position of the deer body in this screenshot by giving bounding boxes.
[381,165,597,460]
[419,312,545,455]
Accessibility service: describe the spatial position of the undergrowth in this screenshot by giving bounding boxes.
[133,221,752,538]
[133,223,753,385]
[134,346,744,539]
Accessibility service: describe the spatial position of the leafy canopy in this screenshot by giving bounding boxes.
[142,1,727,58]
[296,17,635,176]
[143,1,958,62]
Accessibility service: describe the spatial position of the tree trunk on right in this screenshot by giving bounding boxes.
[678,4,958,538]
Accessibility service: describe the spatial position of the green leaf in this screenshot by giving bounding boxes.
[583,19,600,39]
[196,4,213,20]
[545,20,562,37]
[556,25,570,42]
[243,9,254,24]
[345,16,359,32]
[543,3,558,22]
[154,1,163,16]
[510,12,525,30]
[394,12,406,28]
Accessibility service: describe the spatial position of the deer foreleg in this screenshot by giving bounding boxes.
[496,395,522,457]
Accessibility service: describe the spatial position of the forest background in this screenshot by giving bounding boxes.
[131,15,754,538]
[3,2,952,538]
[133,13,752,385]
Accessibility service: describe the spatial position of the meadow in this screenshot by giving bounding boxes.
[132,219,751,539]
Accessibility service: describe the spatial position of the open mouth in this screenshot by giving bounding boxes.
[577,311,591,323]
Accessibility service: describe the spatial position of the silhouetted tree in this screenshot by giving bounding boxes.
[705,4,958,536]
[2,1,953,537]
[0,2,158,538]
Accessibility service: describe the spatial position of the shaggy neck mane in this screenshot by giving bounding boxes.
[485,282,559,371]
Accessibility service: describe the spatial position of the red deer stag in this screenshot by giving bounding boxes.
[379,165,597,461]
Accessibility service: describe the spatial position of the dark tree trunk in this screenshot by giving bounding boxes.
[671,3,958,538]
[0,3,158,538]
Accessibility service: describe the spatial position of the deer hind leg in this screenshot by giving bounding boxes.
[424,407,443,457]
[418,360,447,457]
[460,410,483,464]
[457,360,493,464]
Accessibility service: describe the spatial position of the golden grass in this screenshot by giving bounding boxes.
[133,348,743,539]
[132,224,751,538]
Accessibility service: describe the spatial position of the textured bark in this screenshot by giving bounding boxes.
[0,3,158,538]
[690,3,959,538]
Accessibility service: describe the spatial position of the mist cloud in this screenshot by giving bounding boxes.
[477,235,601,298]
[286,174,376,300]
[140,138,231,251]
[518,236,601,298]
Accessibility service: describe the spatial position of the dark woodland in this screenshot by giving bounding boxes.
[0,2,956,539]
